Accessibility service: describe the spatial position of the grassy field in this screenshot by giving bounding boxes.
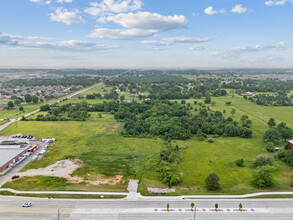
[139,95,293,195]
[0,113,163,192]
[1,94,293,195]
[0,104,39,120]
[0,190,126,199]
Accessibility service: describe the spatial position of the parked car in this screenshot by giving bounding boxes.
[12,136,16,138]
[22,202,32,207]
[11,175,20,180]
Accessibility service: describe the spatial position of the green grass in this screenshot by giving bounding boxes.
[0,104,39,120]
[1,93,293,195]
[0,113,163,192]
[139,95,293,195]
[0,190,126,199]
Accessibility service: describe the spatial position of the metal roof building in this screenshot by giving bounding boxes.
[0,148,25,173]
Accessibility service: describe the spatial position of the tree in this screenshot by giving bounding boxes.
[204,95,211,104]
[252,166,274,188]
[211,101,216,106]
[224,124,239,137]
[226,101,232,106]
[98,113,102,118]
[215,203,219,209]
[191,202,195,209]
[205,173,220,190]
[32,95,39,104]
[19,106,24,111]
[241,115,249,124]
[167,203,170,210]
[280,128,293,142]
[24,94,32,103]
[230,108,236,116]
[14,99,21,106]
[267,118,276,127]
[239,203,243,209]
[7,101,14,109]
[263,129,281,144]
[40,104,51,111]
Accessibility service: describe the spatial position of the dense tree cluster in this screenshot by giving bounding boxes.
[4,76,99,87]
[247,94,293,106]
[263,120,293,143]
[157,143,181,186]
[34,102,89,121]
[113,101,252,140]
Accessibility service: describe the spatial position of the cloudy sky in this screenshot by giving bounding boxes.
[0,0,293,68]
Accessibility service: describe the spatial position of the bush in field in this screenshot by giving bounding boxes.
[252,166,274,188]
[236,158,244,167]
[266,143,275,153]
[205,173,220,190]
[253,154,274,168]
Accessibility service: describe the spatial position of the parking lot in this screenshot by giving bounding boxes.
[0,136,50,187]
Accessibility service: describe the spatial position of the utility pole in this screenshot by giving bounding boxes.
[58,208,60,220]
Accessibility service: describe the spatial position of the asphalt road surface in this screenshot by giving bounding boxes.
[0,196,293,219]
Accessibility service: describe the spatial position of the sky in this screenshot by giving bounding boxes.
[0,0,293,68]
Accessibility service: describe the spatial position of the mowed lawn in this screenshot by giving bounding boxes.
[0,113,163,191]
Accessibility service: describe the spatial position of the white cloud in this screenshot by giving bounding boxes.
[30,0,51,4]
[49,7,85,25]
[0,33,54,41]
[56,0,73,3]
[204,6,226,15]
[88,28,155,40]
[190,45,208,50]
[265,0,293,6]
[0,32,118,52]
[231,4,248,14]
[142,37,211,46]
[85,0,142,16]
[212,41,292,57]
[89,12,188,40]
[101,12,188,32]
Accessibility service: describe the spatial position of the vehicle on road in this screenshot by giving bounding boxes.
[22,202,32,207]
[11,175,20,180]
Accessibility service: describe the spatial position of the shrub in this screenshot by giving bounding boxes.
[266,143,275,153]
[252,166,274,188]
[207,138,214,143]
[253,154,274,168]
[236,158,244,167]
[205,173,220,190]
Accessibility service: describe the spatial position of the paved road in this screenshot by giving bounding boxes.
[0,196,293,219]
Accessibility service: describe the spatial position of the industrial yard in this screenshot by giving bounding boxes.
[0,135,52,186]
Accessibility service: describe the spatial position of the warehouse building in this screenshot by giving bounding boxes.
[0,148,26,173]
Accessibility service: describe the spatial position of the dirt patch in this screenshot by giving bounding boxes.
[18,160,82,179]
[106,124,119,133]
[18,159,123,186]
[68,174,123,186]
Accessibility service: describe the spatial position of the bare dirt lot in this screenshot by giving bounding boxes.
[18,159,123,186]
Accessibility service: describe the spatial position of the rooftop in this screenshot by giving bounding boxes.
[0,148,25,168]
